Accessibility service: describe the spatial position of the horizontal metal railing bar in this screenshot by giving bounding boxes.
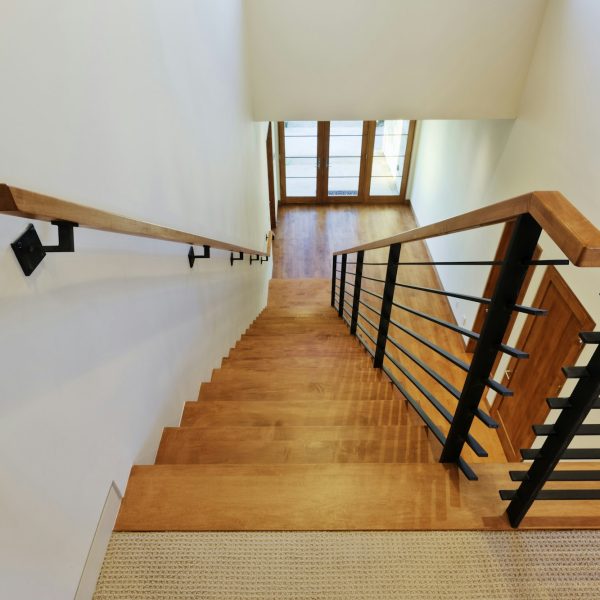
[387,317,512,396]
[527,259,570,266]
[361,274,386,284]
[546,397,600,409]
[356,321,378,346]
[393,282,547,316]
[381,364,478,480]
[510,470,600,482]
[358,311,381,332]
[533,424,600,436]
[562,366,589,378]
[345,280,355,287]
[361,288,384,301]
[346,271,357,276]
[387,335,461,399]
[349,259,568,267]
[358,301,382,317]
[386,334,499,428]
[500,489,600,501]
[356,334,376,357]
[397,260,505,266]
[580,331,600,344]
[358,312,379,329]
[391,301,527,359]
[521,448,600,460]
[383,351,488,457]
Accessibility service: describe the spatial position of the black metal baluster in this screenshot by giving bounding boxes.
[350,250,364,335]
[440,214,542,465]
[505,336,600,527]
[338,254,347,317]
[331,255,338,307]
[373,243,401,368]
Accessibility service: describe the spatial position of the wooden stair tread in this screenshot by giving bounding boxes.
[156,429,434,464]
[181,399,411,427]
[118,462,600,532]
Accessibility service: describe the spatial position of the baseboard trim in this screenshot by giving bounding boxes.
[74,481,122,600]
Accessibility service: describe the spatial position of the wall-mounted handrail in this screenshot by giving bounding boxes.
[0,184,269,256]
[333,191,600,267]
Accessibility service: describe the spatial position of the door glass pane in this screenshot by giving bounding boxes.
[328,120,363,197]
[284,121,317,197]
[370,120,408,196]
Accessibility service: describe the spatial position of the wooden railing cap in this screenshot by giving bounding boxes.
[334,190,600,267]
[0,184,269,256]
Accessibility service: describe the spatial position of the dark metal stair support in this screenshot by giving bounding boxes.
[506,340,600,527]
[440,214,542,463]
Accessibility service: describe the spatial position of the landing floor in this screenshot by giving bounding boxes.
[94,529,600,599]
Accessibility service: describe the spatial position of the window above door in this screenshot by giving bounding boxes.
[278,120,416,204]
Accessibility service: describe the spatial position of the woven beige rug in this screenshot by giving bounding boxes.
[94,530,600,599]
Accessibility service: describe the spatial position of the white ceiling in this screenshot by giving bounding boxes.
[244,0,547,120]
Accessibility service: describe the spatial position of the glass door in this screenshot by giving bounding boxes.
[279,121,322,202]
[368,120,410,198]
[278,120,415,203]
[324,121,366,200]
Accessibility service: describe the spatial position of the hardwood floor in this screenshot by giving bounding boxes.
[273,203,416,279]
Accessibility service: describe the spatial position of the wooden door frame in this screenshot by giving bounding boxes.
[278,120,416,205]
[491,265,595,461]
[266,123,277,230]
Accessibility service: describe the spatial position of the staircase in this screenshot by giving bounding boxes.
[116,279,448,530]
[114,278,600,531]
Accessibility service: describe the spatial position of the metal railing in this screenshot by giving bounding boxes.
[331,191,600,525]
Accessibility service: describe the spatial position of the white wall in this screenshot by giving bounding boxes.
[0,2,271,599]
[487,0,600,324]
[408,120,514,330]
[487,0,600,432]
[409,0,600,415]
[244,0,546,120]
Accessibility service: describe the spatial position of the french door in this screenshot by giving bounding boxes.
[278,120,416,204]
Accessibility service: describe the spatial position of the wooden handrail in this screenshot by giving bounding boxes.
[334,191,600,267]
[0,184,268,256]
